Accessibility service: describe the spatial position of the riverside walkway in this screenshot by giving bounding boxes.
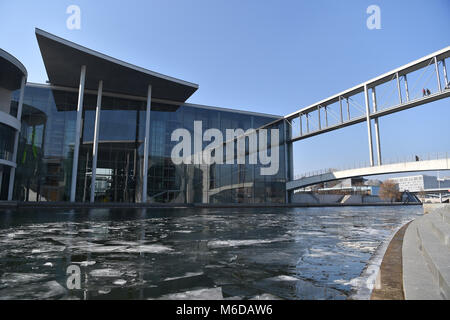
[402,205,450,299]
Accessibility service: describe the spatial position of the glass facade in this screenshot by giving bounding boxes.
[13,85,289,204]
[13,86,77,202]
[0,165,11,200]
[76,95,146,203]
[147,103,288,204]
[8,89,20,118]
[0,123,16,162]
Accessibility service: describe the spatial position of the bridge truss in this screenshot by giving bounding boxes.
[284,46,450,167]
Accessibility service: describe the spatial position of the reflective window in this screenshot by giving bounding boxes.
[14,86,77,202]
[146,104,287,204]
[15,85,289,204]
[0,123,15,162]
[76,95,146,203]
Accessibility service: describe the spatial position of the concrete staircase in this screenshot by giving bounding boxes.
[403,207,450,299]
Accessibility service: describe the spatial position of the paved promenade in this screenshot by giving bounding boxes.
[402,205,450,299]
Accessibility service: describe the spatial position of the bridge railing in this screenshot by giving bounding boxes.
[293,151,449,180]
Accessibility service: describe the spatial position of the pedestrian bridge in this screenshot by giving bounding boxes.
[286,158,450,191]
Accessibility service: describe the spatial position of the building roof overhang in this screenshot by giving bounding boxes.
[35,28,199,102]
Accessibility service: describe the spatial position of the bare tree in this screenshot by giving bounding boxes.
[379,180,402,203]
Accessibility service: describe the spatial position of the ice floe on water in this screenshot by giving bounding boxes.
[90,269,124,278]
[113,279,127,286]
[0,206,421,300]
[0,281,66,300]
[154,287,224,300]
[337,241,379,253]
[75,261,96,267]
[304,248,340,258]
[253,275,347,300]
[207,238,286,248]
[0,273,50,286]
[124,245,173,253]
[164,272,204,282]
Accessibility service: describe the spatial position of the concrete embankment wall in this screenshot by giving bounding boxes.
[402,204,450,299]
[291,193,343,204]
[292,193,388,205]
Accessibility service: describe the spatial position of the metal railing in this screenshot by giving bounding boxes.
[293,151,450,180]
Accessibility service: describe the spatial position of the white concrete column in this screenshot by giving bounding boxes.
[372,87,382,166]
[142,84,152,203]
[396,72,402,104]
[283,120,289,203]
[364,84,374,167]
[90,80,103,203]
[442,59,448,87]
[404,75,410,101]
[434,57,442,92]
[8,75,26,201]
[339,96,343,123]
[70,65,86,202]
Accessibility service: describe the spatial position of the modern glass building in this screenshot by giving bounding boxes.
[1,29,292,204]
[0,48,27,201]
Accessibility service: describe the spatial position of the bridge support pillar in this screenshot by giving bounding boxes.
[372,87,382,166]
[364,84,374,167]
[372,87,383,166]
[283,120,294,204]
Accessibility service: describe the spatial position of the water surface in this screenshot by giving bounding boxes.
[0,206,422,300]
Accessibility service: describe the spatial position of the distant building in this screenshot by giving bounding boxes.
[390,175,450,192]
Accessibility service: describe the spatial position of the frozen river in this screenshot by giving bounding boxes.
[0,206,422,300]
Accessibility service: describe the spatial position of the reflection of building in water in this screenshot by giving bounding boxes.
[2,29,291,204]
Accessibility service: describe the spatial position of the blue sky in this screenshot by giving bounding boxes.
[1,0,449,177]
